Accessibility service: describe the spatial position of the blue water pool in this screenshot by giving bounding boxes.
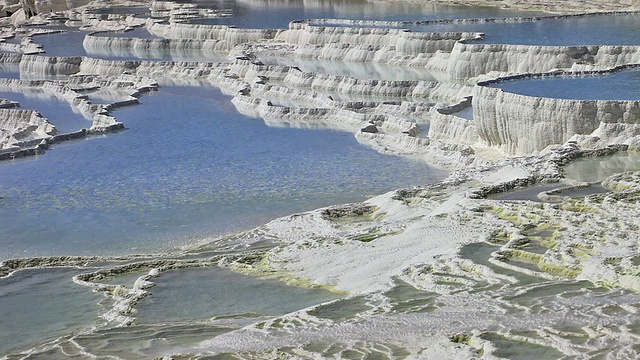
[0,85,446,261]
[0,89,92,133]
[490,69,640,100]
[408,13,640,45]
[182,0,541,28]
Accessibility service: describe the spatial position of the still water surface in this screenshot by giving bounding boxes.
[407,13,640,45]
[564,152,640,182]
[0,89,92,133]
[135,267,341,323]
[0,85,445,261]
[182,0,540,28]
[0,268,103,355]
[492,69,640,100]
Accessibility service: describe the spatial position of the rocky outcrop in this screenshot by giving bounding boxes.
[338,101,434,122]
[356,131,476,168]
[79,15,147,31]
[248,82,334,108]
[0,73,158,159]
[78,57,141,76]
[428,108,479,146]
[138,21,482,69]
[278,71,473,103]
[150,0,232,22]
[0,52,23,64]
[0,34,42,54]
[231,95,414,133]
[0,108,56,151]
[19,0,36,18]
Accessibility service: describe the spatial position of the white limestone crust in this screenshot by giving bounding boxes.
[447,43,640,80]
[473,85,640,155]
[0,108,55,149]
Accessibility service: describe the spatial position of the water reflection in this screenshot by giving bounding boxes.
[31,27,88,57]
[488,184,561,202]
[84,43,230,62]
[180,0,540,28]
[564,152,640,182]
[0,89,92,133]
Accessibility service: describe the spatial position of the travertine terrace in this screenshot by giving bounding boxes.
[2,0,640,358]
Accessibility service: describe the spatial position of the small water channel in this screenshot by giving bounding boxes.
[458,242,541,285]
[488,184,560,202]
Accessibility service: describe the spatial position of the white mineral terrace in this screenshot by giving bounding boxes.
[474,75,640,156]
[2,0,640,358]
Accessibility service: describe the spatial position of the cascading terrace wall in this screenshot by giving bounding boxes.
[473,84,640,155]
[447,43,640,80]
[275,23,474,55]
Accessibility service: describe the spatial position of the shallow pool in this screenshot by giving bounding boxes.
[491,69,640,101]
[0,89,92,133]
[181,0,540,28]
[0,85,446,261]
[0,268,103,355]
[135,267,340,323]
[564,152,640,182]
[408,13,640,46]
